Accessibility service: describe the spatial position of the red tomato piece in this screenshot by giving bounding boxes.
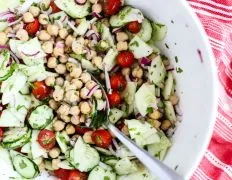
[50,1,61,13]
[68,170,88,180]
[91,129,112,148]
[37,130,56,150]
[101,0,121,16]
[0,127,3,141]
[32,81,51,101]
[110,73,127,91]
[25,19,40,35]
[75,126,93,135]
[107,91,121,107]
[126,21,142,33]
[117,51,134,68]
[54,169,70,180]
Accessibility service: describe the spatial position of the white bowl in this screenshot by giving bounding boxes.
[126,0,218,178]
[0,0,218,179]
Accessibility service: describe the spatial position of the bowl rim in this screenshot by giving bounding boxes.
[180,1,218,178]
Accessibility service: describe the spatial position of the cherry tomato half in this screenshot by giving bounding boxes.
[50,1,61,13]
[0,127,4,141]
[101,0,121,16]
[117,51,134,68]
[54,169,70,180]
[75,126,93,135]
[107,91,121,107]
[37,130,56,150]
[91,129,112,148]
[110,73,126,91]
[68,170,88,180]
[126,21,141,34]
[32,81,51,101]
[25,19,40,35]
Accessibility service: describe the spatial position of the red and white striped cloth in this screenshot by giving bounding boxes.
[187,0,232,180]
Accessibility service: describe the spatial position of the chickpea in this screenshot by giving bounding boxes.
[132,66,143,78]
[54,42,64,57]
[49,147,61,158]
[65,35,75,47]
[65,124,75,135]
[80,114,86,123]
[59,28,68,39]
[4,27,13,35]
[16,29,29,41]
[55,64,66,74]
[148,119,161,129]
[83,131,94,144]
[64,90,80,103]
[53,120,65,131]
[85,80,96,90]
[47,24,59,36]
[23,12,34,23]
[80,101,91,114]
[61,115,71,123]
[169,95,179,105]
[64,81,77,91]
[57,104,70,116]
[59,56,68,63]
[86,50,97,60]
[148,110,161,120]
[80,72,91,83]
[117,41,128,51]
[47,57,58,68]
[13,22,24,32]
[39,14,49,25]
[0,32,8,45]
[29,6,40,17]
[121,68,130,76]
[92,56,102,69]
[80,87,89,99]
[71,115,80,125]
[45,76,55,87]
[52,159,60,170]
[72,38,85,54]
[53,86,64,101]
[121,125,129,135]
[39,160,45,171]
[71,79,83,89]
[161,120,172,131]
[38,30,51,41]
[40,0,51,11]
[93,89,102,99]
[116,32,129,42]
[65,74,73,82]
[55,77,64,86]
[92,3,102,13]
[49,99,59,110]
[69,106,80,116]
[42,41,53,54]
[90,0,98,4]
[66,62,76,72]
[163,59,170,67]
[70,67,82,78]
[100,73,105,80]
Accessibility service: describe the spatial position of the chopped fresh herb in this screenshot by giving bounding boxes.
[129,128,136,131]
[174,165,179,171]
[165,43,169,49]
[175,56,178,63]
[161,55,168,60]
[176,67,183,73]
[20,0,25,3]
[109,111,113,116]
[130,41,139,47]
[153,65,157,68]
[171,20,174,24]
[146,107,153,114]
[9,84,14,90]
[156,23,165,28]
[135,132,141,135]
[16,105,26,111]
[19,160,27,169]
[104,176,110,180]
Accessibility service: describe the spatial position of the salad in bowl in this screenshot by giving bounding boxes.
[0,0,181,179]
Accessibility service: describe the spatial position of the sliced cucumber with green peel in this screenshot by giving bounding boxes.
[152,22,167,41]
[88,166,116,180]
[109,108,124,124]
[162,72,174,100]
[164,101,176,123]
[58,160,75,170]
[136,18,152,42]
[115,157,139,175]
[95,147,113,156]
[56,131,69,153]
[28,105,54,129]
[104,158,118,166]
[0,50,16,81]
[2,127,28,143]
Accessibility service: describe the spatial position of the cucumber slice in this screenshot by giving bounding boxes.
[103,48,118,71]
[49,11,69,28]
[2,127,28,143]
[10,151,39,179]
[73,137,100,172]
[75,18,90,36]
[28,105,54,130]
[104,159,118,166]
[9,39,24,59]
[58,160,75,170]
[129,36,153,59]
[109,108,124,124]
[95,40,110,52]
[164,101,176,123]
[31,130,47,159]
[115,157,138,175]
[135,84,156,116]
[2,129,32,149]
[95,147,113,156]
[81,58,97,72]
[152,22,167,41]
[97,23,115,49]
[56,131,69,154]
[162,72,174,100]
[54,0,91,18]
[21,142,31,154]
[147,40,161,54]
[117,168,153,180]
[109,6,144,27]
[0,50,16,81]
[88,166,116,180]
[148,55,166,85]
[136,18,152,42]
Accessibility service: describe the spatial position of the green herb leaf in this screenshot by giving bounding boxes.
[176,67,183,73]
[146,107,153,114]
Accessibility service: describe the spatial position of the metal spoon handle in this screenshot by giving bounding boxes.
[108,123,184,180]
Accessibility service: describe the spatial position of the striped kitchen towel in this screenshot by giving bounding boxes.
[188,0,232,180]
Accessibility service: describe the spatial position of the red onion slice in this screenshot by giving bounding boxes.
[0,45,9,49]
[111,65,120,73]
[166,64,175,71]
[6,58,13,67]
[10,51,20,64]
[8,17,23,26]
[75,0,87,5]
[21,50,40,57]
[112,27,122,33]
[87,84,99,97]
[92,12,102,19]
[140,57,151,66]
